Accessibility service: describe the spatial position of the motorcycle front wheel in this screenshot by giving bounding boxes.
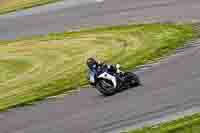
[96,79,116,96]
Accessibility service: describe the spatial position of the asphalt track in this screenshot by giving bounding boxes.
[0,0,200,39]
[1,0,200,133]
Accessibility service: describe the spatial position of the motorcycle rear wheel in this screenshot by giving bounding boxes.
[125,72,141,87]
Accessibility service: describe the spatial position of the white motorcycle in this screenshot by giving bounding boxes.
[88,64,140,96]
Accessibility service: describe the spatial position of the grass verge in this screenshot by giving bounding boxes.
[0,23,196,111]
[127,113,200,133]
[0,0,61,15]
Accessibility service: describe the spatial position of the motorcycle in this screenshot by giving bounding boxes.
[87,64,140,96]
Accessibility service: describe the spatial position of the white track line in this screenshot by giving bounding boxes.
[0,0,102,18]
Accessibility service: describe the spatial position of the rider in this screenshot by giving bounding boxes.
[86,57,120,73]
[86,57,99,70]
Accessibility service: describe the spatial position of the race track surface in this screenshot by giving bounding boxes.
[1,0,200,133]
[0,0,200,39]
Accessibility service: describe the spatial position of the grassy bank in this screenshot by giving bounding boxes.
[0,0,60,15]
[0,24,196,110]
[127,113,200,133]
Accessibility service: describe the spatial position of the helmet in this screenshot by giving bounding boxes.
[86,57,97,68]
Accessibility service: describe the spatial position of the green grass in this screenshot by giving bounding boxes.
[127,113,200,133]
[0,0,61,15]
[0,24,196,110]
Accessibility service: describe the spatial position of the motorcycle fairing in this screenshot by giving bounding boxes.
[98,72,117,88]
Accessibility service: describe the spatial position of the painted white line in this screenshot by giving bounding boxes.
[96,0,104,3]
[109,106,200,133]
[0,0,99,19]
